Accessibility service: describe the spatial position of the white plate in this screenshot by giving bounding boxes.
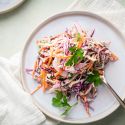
[0,0,25,14]
[21,11,125,124]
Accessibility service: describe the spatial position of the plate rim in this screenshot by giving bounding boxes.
[0,0,25,14]
[20,11,125,124]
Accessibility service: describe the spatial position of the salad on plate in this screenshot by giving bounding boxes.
[27,24,118,116]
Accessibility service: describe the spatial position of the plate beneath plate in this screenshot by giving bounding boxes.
[0,0,25,14]
[21,11,125,124]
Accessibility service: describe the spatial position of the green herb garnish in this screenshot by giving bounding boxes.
[69,46,77,52]
[52,90,78,116]
[41,40,48,43]
[76,33,81,41]
[68,73,74,79]
[50,75,55,79]
[87,70,102,86]
[65,46,84,66]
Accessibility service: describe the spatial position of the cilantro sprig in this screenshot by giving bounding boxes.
[65,46,84,66]
[87,70,102,86]
[52,90,78,116]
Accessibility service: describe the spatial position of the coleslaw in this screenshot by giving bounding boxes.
[27,24,118,115]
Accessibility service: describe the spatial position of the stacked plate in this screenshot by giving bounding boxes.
[0,0,25,14]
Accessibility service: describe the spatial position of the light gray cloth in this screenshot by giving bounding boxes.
[67,0,125,35]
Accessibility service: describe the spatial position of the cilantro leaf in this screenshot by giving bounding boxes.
[87,70,102,86]
[65,57,74,66]
[52,90,78,116]
[61,102,78,116]
[76,33,81,41]
[61,106,71,116]
[65,46,84,66]
[69,46,77,53]
[52,97,63,107]
[56,90,63,100]
[62,95,68,104]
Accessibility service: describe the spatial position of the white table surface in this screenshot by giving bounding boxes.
[0,0,125,125]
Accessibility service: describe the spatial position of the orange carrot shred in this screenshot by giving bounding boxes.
[32,60,38,77]
[54,55,71,59]
[55,69,63,77]
[77,36,85,48]
[86,61,93,70]
[111,53,118,61]
[98,69,104,75]
[47,48,54,66]
[40,69,48,92]
[55,49,62,54]
[30,85,42,95]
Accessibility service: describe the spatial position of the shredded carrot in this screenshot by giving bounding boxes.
[39,47,45,52]
[77,40,83,48]
[111,53,118,61]
[47,48,54,66]
[54,49,62,54]
[98,69,104,75]
[54,55,71,59]
[77,36,85,48]
[55,69,63,77]
[86,61,93,70]
[32,60,38,77]
[30,85,42,95]
[43,57,49,65]
[39,46,51,53]
[40,69,48,92]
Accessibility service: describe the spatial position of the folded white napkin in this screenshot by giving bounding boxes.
[0,0,125,125]
[0,53,58,125]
